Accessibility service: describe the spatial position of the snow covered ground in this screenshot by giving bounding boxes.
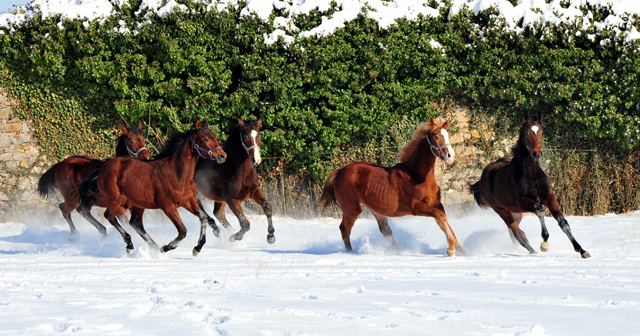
[0,205,639,335]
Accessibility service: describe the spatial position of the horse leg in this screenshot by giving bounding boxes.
[412,202,463,256]
[544,194,590,258]
[213,202,232,228]
[76,206,108,239]
[195,199,220,238]
[496,210,535,254]
[184,198,218,257]
[531,203,551,252]
[227,200,251,242]
[104,207,134,255]
[372,213,398,249]
[250,188,275,244]
[59,203,80,241]
[128,207,159,251]
[159,205,187,253]
[508,212,523,245]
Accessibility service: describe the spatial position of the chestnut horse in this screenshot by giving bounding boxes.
[319,118,464,256]
[469,113,590,258]
[78,120,226,256]
[37,122,150,240]
[193,118,275,244]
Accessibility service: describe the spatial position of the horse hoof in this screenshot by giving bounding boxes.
[267,235,276,244]
[126,248,134,256]
[228,235,236,242]
[581,251,591,259]
[68,233,80,242]
[160,245,171,253]
[192,248,200,257]
[447,249,455,257]
[540,242,550,252]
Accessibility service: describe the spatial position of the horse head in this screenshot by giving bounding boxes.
[520,112,543,160]
[191,119,227,164]
[119,121,151,160]
[238,118,263,166]
[427,117,455,164]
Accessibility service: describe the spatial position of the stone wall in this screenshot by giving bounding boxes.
[0,87,50,219]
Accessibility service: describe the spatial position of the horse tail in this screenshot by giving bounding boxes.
[469,181,487,209]
[318,169,339,211]
[77,170,100,210]
[37,163,60,199]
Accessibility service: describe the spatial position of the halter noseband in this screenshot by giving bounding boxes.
[189,134,221,160]
[126,142,147,158]
[426,133,451,159]
[240,133,260,154]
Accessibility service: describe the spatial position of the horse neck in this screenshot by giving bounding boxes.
[224,134,253,170]
[513,140,541,177]
[114,137,128,157]
[169,137,198,181]
[404,140,437,181]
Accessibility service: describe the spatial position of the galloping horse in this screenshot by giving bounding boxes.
[78,120,226,256]
[319,118,464,256]
[469,113,590,258]
[193,118,275,244]
[37,122,150,240]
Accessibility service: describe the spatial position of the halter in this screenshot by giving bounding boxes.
[240,133,260,154]
[426,133,451,159]
[126,142,147,158]
[189,134,221,160]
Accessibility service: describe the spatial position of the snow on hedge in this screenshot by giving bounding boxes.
[1,0,640,43]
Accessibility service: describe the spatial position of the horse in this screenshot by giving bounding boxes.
[37,122,150,240]
[319,118,464,256]
[193,118,275,244]
[469,112,590,258]
[78,120,226,256]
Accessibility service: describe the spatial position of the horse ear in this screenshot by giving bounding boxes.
[537,112,542,124]
[442,120,450,130]
[238,118,245,127]
[256,118,262,128]
[522,112,529,123]
[203,119,209,128]
[120,124,129,135]
[195,119,202,129]
[137,121,143,130]
[428,117,437,129]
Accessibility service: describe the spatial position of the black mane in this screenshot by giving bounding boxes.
[153,130,190,160]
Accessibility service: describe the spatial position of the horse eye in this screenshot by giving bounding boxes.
[435,136,439,141]
[204,138,209,142]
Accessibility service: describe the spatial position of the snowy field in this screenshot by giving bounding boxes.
[0,206,639,335]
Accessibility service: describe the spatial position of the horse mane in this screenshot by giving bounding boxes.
[399,122,430,162]
[152,130,189,160]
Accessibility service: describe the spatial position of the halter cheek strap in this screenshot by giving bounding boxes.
[240,133,260,154]
[126,142,147,158]
[426,135,451,159]
[189,134,222,160]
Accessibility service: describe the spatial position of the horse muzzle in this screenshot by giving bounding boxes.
[214,149,227,164]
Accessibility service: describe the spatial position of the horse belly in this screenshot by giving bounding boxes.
[360,180,404,216]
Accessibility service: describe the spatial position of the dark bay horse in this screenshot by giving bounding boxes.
[469,113,590,258]
[193,118,275,244]
[319,118,464,256]
[37,122,150,240]
[78,120,226,256]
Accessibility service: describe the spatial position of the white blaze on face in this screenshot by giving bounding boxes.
[250,130,261,165]
[531,126,539,134]
[440,128,455,164]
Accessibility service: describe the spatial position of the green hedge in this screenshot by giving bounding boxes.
[1,1,639,180]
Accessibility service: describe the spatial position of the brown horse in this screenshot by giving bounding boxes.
[78,120,226,256]
[193,118,275,244]
[319,118,464,256]
[469,113,590,258]
[37,122,150,240]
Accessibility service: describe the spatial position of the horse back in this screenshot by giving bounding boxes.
[55,156,106,193]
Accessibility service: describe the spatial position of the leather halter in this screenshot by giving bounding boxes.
[189,134,221,160]
[125,142,147,158]
[240,132,260,154]
[426,133,451,159]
